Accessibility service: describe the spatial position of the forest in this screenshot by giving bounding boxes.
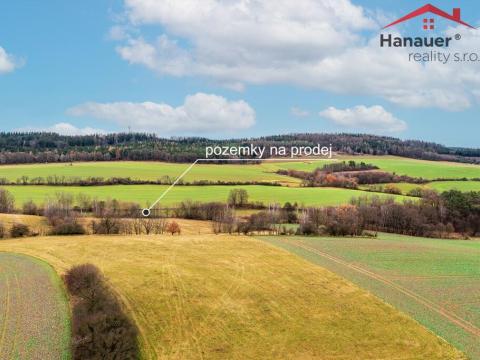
[0,132,478,164]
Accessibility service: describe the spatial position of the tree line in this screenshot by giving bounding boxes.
[295,191,480,238]
[0,175,281,187]
[0,132,478,164]
[1,187,479,239]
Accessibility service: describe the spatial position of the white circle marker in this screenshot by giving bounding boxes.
[142,208,151,217]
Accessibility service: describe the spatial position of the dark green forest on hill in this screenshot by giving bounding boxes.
[0,132,479,164]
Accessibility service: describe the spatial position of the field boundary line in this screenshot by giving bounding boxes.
[278,238,480,338]
[147,158,335,210]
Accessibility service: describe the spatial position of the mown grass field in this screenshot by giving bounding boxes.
[262,233,480,359]
[2,184,411,208]
[0,235,466,359]
[0,253,70,359]
[0,161,300,186]
[428,181,480,192]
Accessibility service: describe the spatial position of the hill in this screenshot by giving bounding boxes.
[0,132,478,164]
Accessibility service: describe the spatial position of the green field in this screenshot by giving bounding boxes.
[0,161,300,185]
[0,156,478,185]
[262,233,480,359]
[271,156,480,180]
[364,181,480,194]
[0,253,70,359]
[0,235,467,359]
[428,181,480,192]
[2,184,411,208]
[1,156,477,209]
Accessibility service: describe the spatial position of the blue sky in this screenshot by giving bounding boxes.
[0,0,479,147]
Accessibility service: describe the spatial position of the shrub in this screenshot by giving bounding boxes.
[297,221,319,235]
[246,211,276,234]
[236,221,251,235]
[227,189,249,207]
[92,216,121,235]
[384,184,402,195]
[407,187,424,198]
[174,201,228,220]
[23,200,40,215]
[50,220,86,236]
[10,223,30,238]
[0,222,5,239]
[64,264,139,360]
[166,221,181,235]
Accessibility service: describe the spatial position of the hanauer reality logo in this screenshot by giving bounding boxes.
[380,4,476,48]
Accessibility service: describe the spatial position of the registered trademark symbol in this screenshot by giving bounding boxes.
[455,34,461,40]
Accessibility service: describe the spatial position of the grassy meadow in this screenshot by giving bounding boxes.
[3,184,411,208]
[0,235,467,360]
[428,181,480,192]
[0,156,478,184]
[0,253,70,359]
[0,161,300,186]
[262,233,480,359]
[363,181,480,194]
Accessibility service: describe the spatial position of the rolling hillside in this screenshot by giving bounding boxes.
[0,235,467,359]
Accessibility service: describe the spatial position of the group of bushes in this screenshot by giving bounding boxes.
[63,264,139,359]
[298,205,363,236]
[91,216,181,235]
[173,192,265,222]
[213,203,298,235]
[296,191,480,238]
[44,194,87,235]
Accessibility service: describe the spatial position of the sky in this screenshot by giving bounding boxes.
[0,0,479,147]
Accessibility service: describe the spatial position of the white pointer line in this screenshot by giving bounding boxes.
[147,157,336,211]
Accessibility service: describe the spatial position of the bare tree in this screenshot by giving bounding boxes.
[0,188,15,213]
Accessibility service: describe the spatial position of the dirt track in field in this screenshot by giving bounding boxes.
[0,253,70,359]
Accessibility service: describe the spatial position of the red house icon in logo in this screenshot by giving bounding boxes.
[383,4,475,30]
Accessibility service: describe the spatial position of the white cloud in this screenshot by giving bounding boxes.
[320,105,407,133]
[112,0,480,110]
[0,46,20,74]
[290,107,310,117]
[67,93,256,134]
[16,122,107,136]
[116,0,375,85]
